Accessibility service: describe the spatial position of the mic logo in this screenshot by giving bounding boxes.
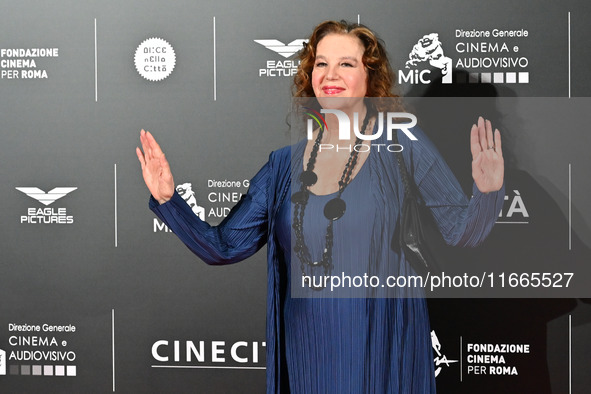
[400,33,452,84]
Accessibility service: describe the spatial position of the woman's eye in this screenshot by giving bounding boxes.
[315,62,327,67]
[341,62,353,67]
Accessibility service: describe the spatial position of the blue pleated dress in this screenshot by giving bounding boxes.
[150,127,505,394]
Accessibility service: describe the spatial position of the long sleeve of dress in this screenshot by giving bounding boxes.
[402,127,505,248]
[149,161,270,265]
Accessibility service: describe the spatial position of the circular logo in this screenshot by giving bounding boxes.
[134,37,176,81]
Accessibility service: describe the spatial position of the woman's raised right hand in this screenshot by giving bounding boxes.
[136,129,175,204]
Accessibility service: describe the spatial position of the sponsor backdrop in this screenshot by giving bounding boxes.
[0,0,590,392]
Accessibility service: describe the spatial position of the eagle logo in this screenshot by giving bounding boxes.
[254,39,308,58]
[16,187,77,206]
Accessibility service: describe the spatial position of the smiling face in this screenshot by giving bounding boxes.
[311,33,368,111]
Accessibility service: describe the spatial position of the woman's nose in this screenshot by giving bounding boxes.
[326,65,339,80]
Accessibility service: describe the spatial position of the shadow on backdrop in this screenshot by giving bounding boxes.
[407,69,587,394]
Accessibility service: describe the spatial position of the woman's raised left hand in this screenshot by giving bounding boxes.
[470,116,504,193]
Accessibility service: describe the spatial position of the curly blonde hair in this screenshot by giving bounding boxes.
[293,20,401,111]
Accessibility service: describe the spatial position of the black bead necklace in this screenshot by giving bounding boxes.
[291,110,372,290]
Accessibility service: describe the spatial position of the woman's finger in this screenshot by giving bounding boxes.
[486,119,494,150]
[470,123,480,159]
[478,117,488,152]
[494,129,503,157]
[136,147,146,169]
[146,131,164,159]
[140,129,152,161]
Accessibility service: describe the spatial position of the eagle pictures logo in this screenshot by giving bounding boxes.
[16,186,77,224]
[254,38,307,77]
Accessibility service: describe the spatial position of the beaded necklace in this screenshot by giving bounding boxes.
[291,109,372,290]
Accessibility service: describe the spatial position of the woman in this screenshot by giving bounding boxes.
[137,20,504,393]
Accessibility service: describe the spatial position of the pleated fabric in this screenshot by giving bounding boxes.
[150,127,505,394]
